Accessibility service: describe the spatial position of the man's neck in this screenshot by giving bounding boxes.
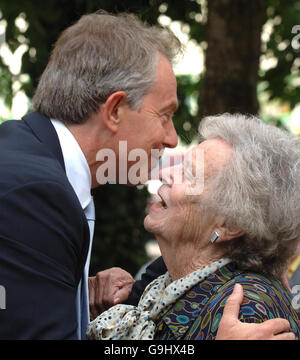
[66,122,113,189]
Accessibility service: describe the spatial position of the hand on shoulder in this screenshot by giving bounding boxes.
[216,283,296,340]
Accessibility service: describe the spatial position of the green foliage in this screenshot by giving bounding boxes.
[1,0,298,133]
[0,66,13,108]
[261,0,300,108]
[175,74,203,144]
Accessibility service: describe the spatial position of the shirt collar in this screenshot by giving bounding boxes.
[51,118,92,210]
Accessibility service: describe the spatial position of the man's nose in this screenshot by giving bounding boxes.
[164,121,178,149]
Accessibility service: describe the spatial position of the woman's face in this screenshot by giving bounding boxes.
[144,139,233,244]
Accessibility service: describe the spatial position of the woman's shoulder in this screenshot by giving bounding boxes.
[182,263,300,340]
[201,265,300,338]
[155,263,300,340]
[218,269,289,303]
[218,268,293,313]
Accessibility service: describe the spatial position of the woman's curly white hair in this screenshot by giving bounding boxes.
[199,113,300,278]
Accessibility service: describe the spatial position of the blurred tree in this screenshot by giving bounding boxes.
[0,0,299,275]
[198,0,267,116]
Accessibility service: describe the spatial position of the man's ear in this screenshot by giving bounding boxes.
[101,91,127,133]
[215,218,245,243]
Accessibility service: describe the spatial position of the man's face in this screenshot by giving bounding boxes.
[115,55,178,185]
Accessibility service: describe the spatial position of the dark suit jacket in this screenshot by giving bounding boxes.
[0,111,166,339]
[0,112,91,339]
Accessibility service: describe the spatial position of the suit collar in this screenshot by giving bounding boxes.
[22,111,66,172]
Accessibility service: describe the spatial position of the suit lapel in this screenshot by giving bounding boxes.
[22,111,66,172]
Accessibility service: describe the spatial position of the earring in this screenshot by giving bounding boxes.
[210,231,219,244]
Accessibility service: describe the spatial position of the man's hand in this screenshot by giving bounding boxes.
[216,283,296,340]
[88,267,135,320]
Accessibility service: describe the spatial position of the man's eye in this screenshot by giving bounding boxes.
[162,113,172,121]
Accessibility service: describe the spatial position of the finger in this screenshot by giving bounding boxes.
[113,283,134,304]
[263,318,291,335]
[94,269,135,310]
[102,276,134,306]
[95,272,106,313]
[101,276,128,309]
[222,283,244,320]
[102,275,116,308]
[112,278,135,303]
[88,277,94,307]
[271,332,296,340]
[88,277,96,319]
[112,268,135,283]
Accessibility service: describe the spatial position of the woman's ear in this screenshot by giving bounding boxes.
[101,91,127,133]
[219,227,245,242]
[214,218,245,243]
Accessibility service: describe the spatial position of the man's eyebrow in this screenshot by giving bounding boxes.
[160,101,179,113]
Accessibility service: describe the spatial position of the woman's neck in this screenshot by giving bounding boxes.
[156,235,225,281]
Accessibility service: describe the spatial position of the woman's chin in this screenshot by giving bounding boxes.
[143,215,152,232]
[144,215,160,235]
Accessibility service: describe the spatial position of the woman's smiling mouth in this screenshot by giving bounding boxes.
[149,191,168,212]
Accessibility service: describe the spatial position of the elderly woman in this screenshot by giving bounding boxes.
[87,114,300,340]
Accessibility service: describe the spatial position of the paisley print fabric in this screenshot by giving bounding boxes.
[154,263,300,340]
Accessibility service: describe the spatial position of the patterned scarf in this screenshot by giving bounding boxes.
[86,257,231,340]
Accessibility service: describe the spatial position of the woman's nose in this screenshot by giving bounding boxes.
[159,164,183,185]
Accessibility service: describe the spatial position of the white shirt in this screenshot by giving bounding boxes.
[51,119,92,208]
[51,119,95,340]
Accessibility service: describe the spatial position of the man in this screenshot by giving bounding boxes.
[0,11,294,340]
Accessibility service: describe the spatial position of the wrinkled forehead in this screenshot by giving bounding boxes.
[188,139,233,181]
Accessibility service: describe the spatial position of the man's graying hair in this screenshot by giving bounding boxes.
[199,114,300,278]
[32,11,182,124]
